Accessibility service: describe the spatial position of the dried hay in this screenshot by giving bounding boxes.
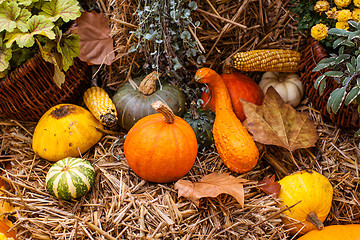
[0,0,359,239]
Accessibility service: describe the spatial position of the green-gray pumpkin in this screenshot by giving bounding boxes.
[46,157,95,200]
[112,71,186,131]
[183,101,215,152]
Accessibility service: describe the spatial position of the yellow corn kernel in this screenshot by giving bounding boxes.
[231,49,301,72]
[83,86,118,127]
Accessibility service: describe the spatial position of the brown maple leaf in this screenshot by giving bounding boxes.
[74,10,115,65]
[174,172,248,208]
[257,175,281,197]
[241,87,318,152]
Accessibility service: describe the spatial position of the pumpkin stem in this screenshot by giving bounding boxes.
[152,101,175,124]
[190,101,199,120]
[306,211,324,230]
[138,71,161,95]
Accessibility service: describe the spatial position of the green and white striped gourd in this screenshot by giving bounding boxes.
[46,157,95,200]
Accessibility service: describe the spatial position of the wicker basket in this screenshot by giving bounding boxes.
[0,54,91,121]
[298,38,360,130]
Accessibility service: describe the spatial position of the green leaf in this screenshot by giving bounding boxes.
[339,41,355,48]
[312,58,335,72]
[0,2,20,32]
[333,37,347,49]
[327,86,347,114]
[318,78,326,96]
[328,28,350,37]
[346,62,355,75]
[0,43,11,72]
[314,74,326,89]
[323,71,344,78]
[356,55,360,72]
[345,86,360,105]
[335,54,350,65]
[348,30,360,41]
[57,33,80,71]
[355,128,360,137]
[5,15,55,48]
[17,0,40,7]
[349,20,358,29]
[40,0,81,23]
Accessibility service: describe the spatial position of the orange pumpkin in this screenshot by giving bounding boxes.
[201,69,263,121]
[195,68,259,173]
[297,224,360,240]
[0,220,17,239]
[124,101,198,183]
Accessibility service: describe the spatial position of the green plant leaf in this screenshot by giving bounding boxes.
[17,0,40,7]
[5,15,55,48]
[349,20,358,29]
[355,128,360,137]
[356,55,360,72]
[340,41,355,48]
[57,33,80,71]
[314,74,326,90]
[312,57,335,72]
[324,71,344,78]
[40,0,81,23]
[333,37,347,49]
[0,2,31,33]
[328,28,350,37]
[327,86,347,114]
[318,78,326,96]
[0,42,11,72]
[346,62,355,75]
[345,86,360,105]
[348,30,360,41]
[335,54,350,65]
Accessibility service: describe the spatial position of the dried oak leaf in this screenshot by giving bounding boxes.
[241,87,318,152]
[257,175,281,197]
[74,10,115,65]
[174,172,247,208]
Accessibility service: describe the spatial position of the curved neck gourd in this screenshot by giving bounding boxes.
[206,73,234,116]
[194,68,259,173]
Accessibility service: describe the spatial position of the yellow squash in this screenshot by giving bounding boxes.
[32,104,104,161]
[277,170,333,235]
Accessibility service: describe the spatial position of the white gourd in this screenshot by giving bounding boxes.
[259,72,304,107]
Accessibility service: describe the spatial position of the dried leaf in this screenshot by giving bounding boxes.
[74,10,115,65]
[174,172,247,208]
[257,175,281,197]
[241,87,318,152]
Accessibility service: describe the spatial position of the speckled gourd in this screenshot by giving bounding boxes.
[194,68,259,173]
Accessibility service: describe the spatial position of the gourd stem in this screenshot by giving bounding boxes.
[152,101,175,124]
[190,101,199,120]
[138,71,161,95]
[306,211,324,230]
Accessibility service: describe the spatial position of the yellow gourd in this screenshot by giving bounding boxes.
[194,68,259,173]
[32,104,104,161]
[277,170,333,235]
[259,72,304,107]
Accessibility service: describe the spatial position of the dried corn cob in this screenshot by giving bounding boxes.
[83,86,118,127]
[231,49,301,72]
